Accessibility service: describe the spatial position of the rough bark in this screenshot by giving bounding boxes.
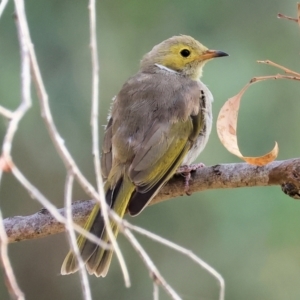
[4,159,300,243]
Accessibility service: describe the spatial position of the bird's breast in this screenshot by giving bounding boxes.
[181,83,213,165]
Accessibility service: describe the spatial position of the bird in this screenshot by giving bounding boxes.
[61,35,228,277]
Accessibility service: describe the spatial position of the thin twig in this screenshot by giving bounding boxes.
[0,0,9,19]
[278,3,300,26]
[277,13,298,22]
[106,210,182,299]
[121,226,182,300]
[124,221,225,300]
[250,74,300,84]
[257,60,300,77]
[88,0,130,286]
[0,1,32,185]
[89,0,101,193]
[0,106,13,119]
[112,208,224,299]
[0,2,32,297]
[153,282,159,300]
[0,210,24,300]
[64,172,91,300]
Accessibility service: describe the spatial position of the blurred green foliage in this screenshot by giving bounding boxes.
[1,0,300,299]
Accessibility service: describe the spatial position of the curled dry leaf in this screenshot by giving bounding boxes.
[216,83,278,166]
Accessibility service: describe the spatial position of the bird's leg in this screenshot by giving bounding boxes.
[176,163,205,195]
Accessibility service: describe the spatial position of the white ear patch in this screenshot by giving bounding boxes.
[155,63,179,74]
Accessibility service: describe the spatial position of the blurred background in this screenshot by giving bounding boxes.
[0,0,300,299]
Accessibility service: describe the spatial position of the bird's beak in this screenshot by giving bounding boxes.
[200,50,229,61]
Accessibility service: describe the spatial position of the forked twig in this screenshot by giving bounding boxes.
[110,209,224,300]
[277,3,300,25]
[124,221,225,300]
[277,13,298,23]
[122,227,182,300]
[278,3,300,26]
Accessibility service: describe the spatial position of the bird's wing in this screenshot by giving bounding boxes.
[129,118,193,191]
[127,111,204,215]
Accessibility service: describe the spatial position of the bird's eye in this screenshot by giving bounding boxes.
[180,49,191,57]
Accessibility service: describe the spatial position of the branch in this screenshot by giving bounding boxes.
[4,158,300,243]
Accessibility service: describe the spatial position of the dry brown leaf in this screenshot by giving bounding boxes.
[218,4,300,167]
[216,83,278,166]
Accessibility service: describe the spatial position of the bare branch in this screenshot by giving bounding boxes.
[4,199,94,243]
[4,158,300,243]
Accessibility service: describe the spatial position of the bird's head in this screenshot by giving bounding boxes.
[141,35,228,80]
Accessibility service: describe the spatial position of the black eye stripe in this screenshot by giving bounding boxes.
[180,49,190,57]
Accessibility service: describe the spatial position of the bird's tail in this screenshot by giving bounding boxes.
[61,175,135,277]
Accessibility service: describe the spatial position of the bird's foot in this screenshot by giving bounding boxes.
[176,163,205,195]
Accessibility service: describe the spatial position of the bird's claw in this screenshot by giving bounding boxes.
[176,163,205,195]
